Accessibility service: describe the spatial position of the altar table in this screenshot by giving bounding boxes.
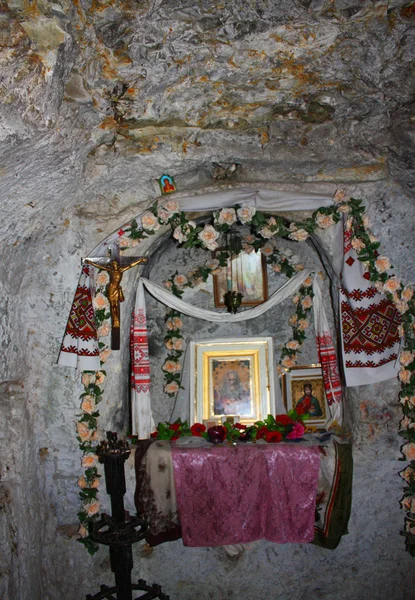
[134,436,352,550]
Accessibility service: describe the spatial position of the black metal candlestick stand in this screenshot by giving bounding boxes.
[86,432,170,600]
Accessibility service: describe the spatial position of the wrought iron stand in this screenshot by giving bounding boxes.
[86,432,170,600]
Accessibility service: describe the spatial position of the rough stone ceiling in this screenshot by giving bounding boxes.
[0,0,414,240]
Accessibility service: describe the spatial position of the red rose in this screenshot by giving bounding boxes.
[190,423,206,436]
[275,414,294,426]
[234,423,247,430]
[169,423,181,431]
[265,431,283,443]
[171,434,180,441]
[150,431,159,438]
[256,426,270,440]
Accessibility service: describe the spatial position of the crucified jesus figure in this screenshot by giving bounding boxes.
[84,257,147,348]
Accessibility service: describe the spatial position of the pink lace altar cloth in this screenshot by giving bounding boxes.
[171,443,321,547]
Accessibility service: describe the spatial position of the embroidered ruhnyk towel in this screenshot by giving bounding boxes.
[340,227,401,386]
[58,266,101,370]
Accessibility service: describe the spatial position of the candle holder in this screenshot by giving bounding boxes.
[85,432,169,600]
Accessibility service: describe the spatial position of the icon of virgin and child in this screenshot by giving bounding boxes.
[213,360,252,416]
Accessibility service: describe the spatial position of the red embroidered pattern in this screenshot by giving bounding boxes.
[61,266,99,356]
[316,332,342,406]
[130,309,151,393]
[343,230,353,255]
[341,286,378,302]
[341,299,400,356]
[345,354,399,368]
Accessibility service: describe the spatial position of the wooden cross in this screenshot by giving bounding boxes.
[82,241,148,350]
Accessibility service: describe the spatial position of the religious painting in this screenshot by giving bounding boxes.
[213,251,268,308]
[281,365,328,429]
[189,337,276,426]
[158,174,176,195]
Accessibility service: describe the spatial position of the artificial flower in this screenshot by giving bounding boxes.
[100,348,111,363]
[265,431,283,443]
[261,242,274,256]
[141,211,160,231]
[333,189,347,203]
[272,264,281,272]
[173,226,188,244]
[316,213,335,229]
[173,274,188,287]
[98,322,110,337]
[375,256,391,273]
[383,276,401,294]
[301,295,313,309]
[77,422,92,442]
[242,242,255,254]
[289,314,298,326]
[292,294,300,305]
[85,501,100,517]
[303,276,313,287]
[400,466,415,483]
[281,355,297,369]
[237,206,256,224]
[205,258,220,271]
[95,371,106,385]
[78,476,88,489]
[234,423,247,430]
[169,423,181,432]
[82,455,98,468]
[164,381,180,395]
[402,286,414,302]
[190,423,206,436]
[198,225,220,250]
[81,396,96,414]
[298,319,309,331]
[258,226,274,239]
[337,203,351,213]
[275,414,294,426]
[362,214,370,228]
[165,337,183,351]
[295,263,304,271]
[256,426,270,440]
[166,317,183,330]
[400,351,414,367]
[286,340,300,350]
[402,443,415,461]
[395,300,409,315]
[78,525,88,538]
[96,272,109,286]
[288,228,309,242]
[399,369,412,384]
[119,237,131,248]
[286,422,305,440]
[351,238,365,252]
[216,207,237,226]
[162,359,181,373]
[93,293,109,310]
[91,478,100,489]
[81,374,94,387]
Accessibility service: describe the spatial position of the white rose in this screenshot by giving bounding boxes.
[141,211,160,231]
[173,226,188,243]
[198,225,220,249]
[237,206,256,224]
[217,208,237,226]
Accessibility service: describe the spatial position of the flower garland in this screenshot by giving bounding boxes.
[76,272,112,554]
[76,192,415,556]
[150,410,307,444]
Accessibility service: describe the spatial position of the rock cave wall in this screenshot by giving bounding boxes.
[0,1,414,599]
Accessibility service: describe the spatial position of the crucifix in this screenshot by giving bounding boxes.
[83,241,148,350]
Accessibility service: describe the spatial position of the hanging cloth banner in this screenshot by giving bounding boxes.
[57,266,101,370]
[313,278,343,425]
[339,226,401,387]
[131,271,343,438]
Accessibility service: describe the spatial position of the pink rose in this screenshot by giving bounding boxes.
[162,360,181,373]
[96,272,109,286]
[402,286,413,302]
[198,225,219,250]
[315,213,335,229]
[286,422,305,440]
[216,207,237,225]
[400,351,414,367]
[95,371,106,385]
[82,454,98,468]
[85,501,100,517]
[78,476,88,489]
[298,319,309,331]
[100,348,111,363]
[383,276,401,293]
[77,422,92,441]
[164,381,179,395]
[141,211,160,231]
[81,396,95,414]
[286,340,300,350]
[375,256,391,273]
[173,274,188,287]
[351,238,365,252]
[93,293,109,310]
[78,525,88,538]
[399,369,412,384]
[301,295,313,310]
[237,206,256,224]
[98,322,110,337]
[288,228,309,242]
[281,356,297,368]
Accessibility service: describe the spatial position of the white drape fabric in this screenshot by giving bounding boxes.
[132,271,343,437]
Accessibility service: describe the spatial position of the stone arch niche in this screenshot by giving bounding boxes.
[76,183,344,437]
